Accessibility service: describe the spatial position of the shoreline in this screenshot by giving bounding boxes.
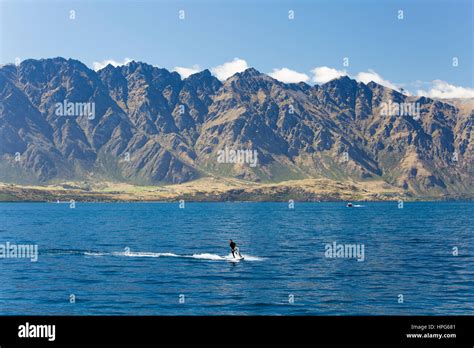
[1,199,473,203]
[0,177,472,203]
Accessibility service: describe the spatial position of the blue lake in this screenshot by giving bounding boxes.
[0,202,473,315]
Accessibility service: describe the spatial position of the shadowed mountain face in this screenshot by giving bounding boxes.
[0,57,472,196]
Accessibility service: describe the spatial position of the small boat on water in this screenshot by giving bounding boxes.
[346,202,353,207]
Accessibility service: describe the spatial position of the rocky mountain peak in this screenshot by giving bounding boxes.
[0,57,472,198]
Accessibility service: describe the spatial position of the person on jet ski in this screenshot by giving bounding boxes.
[229,239,242,258]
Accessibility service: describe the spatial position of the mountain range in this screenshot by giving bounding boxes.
[0,57,472,199]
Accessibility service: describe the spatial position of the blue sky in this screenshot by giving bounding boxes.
[1,0,472,97]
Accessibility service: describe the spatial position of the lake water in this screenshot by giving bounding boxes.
[0,202,473,315]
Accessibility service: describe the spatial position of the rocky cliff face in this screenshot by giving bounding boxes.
[0,58,472,196]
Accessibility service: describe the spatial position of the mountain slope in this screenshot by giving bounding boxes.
[0,58,472,198]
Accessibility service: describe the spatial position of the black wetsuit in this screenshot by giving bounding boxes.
[230,241,237,257]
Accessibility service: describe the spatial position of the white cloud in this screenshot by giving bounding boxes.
[268,68,309,83]
[355,69,400,90]
[311,66,347,84]
[211,57,249,80]
[416,80,474,99]
[310,66,413,94]
[92,58,133,71]
[174,65,202,78]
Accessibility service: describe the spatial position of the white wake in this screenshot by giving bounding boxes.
[84,251,264,262]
